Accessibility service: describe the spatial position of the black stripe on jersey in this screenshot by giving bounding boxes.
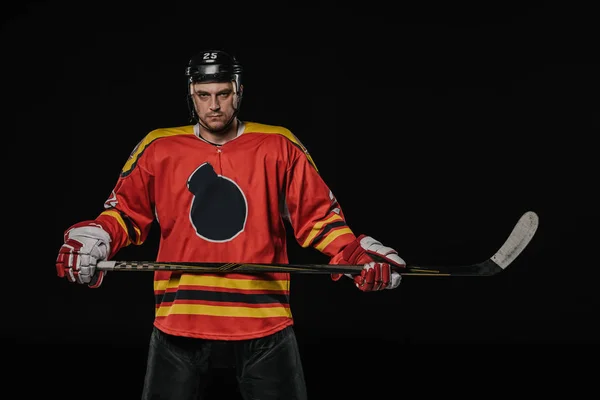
[310,220,349,247]
[156,290,290,305]
[117,210,142,244]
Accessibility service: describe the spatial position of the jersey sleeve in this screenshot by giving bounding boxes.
[283,139,357,257]
[93,136,157,258]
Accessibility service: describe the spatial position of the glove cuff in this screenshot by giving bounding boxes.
[330,235,371,283]
[331,234,372,265]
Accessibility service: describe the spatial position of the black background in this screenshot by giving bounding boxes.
[3,2,598,399]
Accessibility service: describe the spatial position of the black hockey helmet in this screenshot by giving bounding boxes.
[185,50,243,124]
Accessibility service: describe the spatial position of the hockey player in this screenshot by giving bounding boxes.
[55,49,406,400]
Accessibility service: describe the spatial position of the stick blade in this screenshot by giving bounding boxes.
[490,210,539,271]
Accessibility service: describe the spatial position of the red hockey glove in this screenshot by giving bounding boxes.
[56,221,111,288]
[330,235,405,291]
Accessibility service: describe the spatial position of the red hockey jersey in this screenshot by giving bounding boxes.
[92,121,357,340]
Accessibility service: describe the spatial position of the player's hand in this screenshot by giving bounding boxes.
[330,235,405,291]
[56,221,111,288]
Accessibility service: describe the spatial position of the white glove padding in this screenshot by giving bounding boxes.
[330,234,405,291]
[56,222,111,288]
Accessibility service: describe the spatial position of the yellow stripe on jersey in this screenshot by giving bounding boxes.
[156,304,292,318]
[243,121,319,172]
[98,209,143,245]
[121,125,195,176]
[313,227,354,252]
[301,213,345,248]
[154,279,169,292]
[154,274,290,292]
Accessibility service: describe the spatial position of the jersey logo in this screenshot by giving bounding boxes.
[187,162,248,242]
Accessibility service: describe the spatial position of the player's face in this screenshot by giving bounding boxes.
[190,81,238,133]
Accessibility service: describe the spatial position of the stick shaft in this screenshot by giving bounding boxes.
[96,260,502,276]
[94,211,538,278]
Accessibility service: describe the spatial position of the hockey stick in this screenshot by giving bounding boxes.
[96,211,538,277]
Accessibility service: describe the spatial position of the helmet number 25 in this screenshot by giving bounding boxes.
[203,52,219,60]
